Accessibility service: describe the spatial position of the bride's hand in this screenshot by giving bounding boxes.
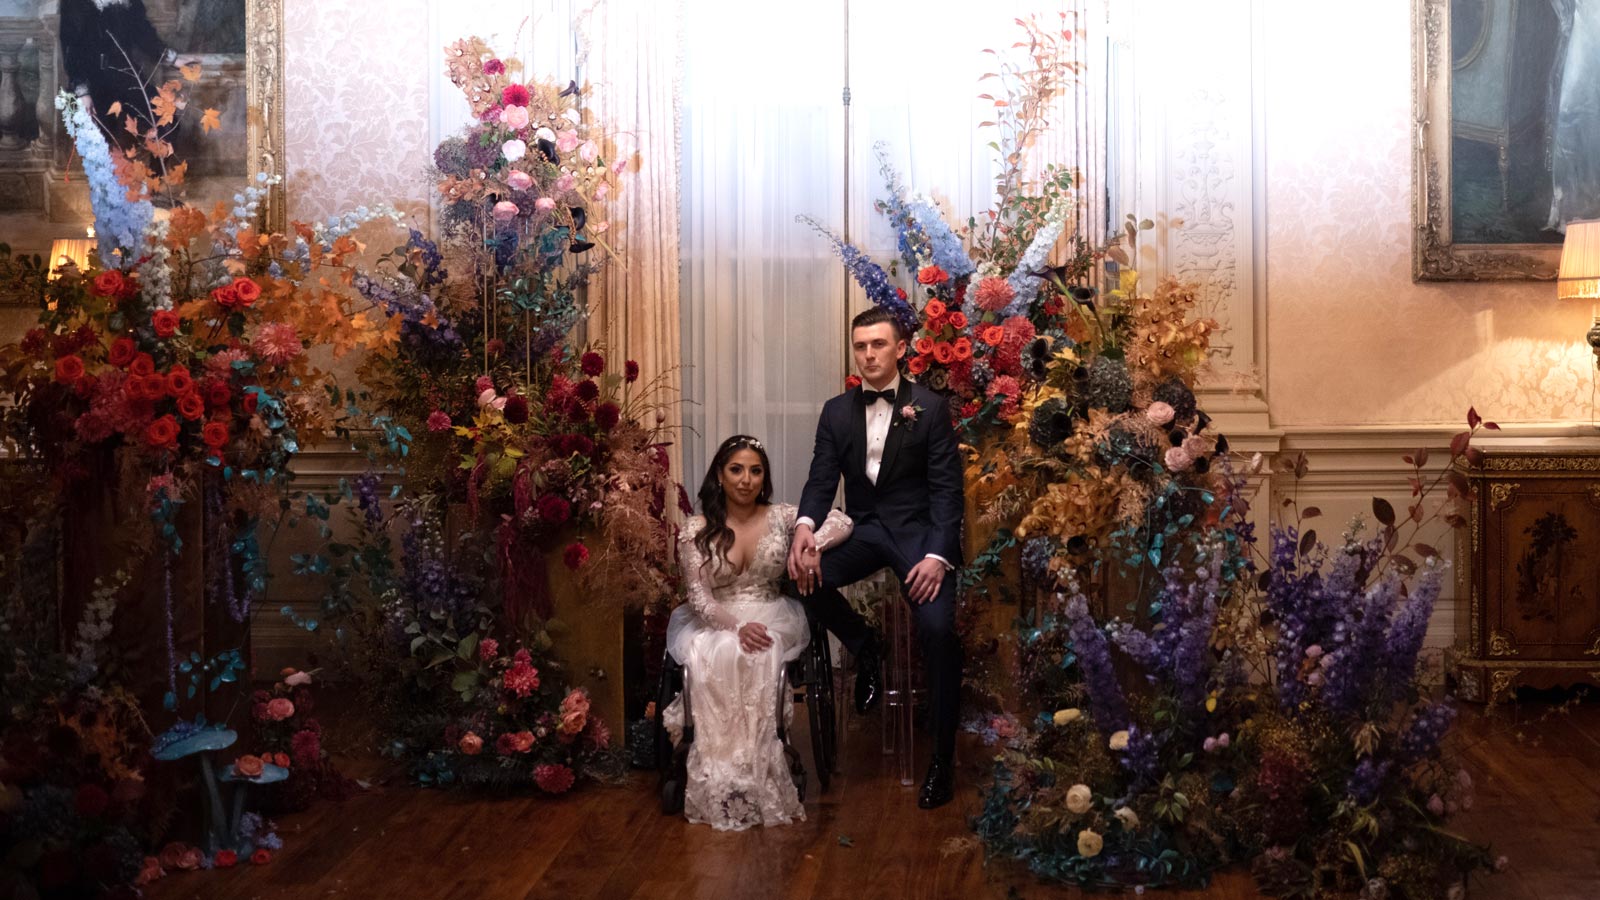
[787,525,819,594]
[737,622,774,654]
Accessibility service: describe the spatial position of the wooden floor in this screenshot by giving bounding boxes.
[145,696,1600,900]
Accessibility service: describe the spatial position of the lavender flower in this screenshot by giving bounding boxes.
[1381,566,1444,703]
[1345,757,1391,805]
[1398,701,1456,765]
[1064,592,1129,734]
[355,472,384,529]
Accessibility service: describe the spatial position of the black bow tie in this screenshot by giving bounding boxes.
[859,387,896,405]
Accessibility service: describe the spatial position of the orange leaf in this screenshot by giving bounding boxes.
[124,115,140,136]
[151,92,178,127]
[180,62,203,82]
[200,108,221,133]
[165,161,187,187]
[107,101,123,117]
[143,134,174,159]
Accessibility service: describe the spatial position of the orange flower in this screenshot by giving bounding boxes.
[950,312,968,329]
[230,277,262,306]
[953,337,974,360]
[908,354,931,375]
[933,342,956,365]
[925,299,948,319]
[917,265,950,285]
[234,754,264,778]
[272,752,291,768]
[980,325,1005,345]
[915,336,935,355]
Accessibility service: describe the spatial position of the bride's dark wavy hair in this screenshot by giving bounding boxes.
[695,434,774,569]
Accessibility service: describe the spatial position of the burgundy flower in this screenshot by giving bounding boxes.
[624,360,640,383]
[595,402,621,431]
[534,763,575,794]
[290,728,321,768]
[563,542,590,570]
[580,351,605,376]
[537,494,571,525]
[482,58,505,75]
[504,394,530,425]
[74,784,110,819]
[576,380,600,402]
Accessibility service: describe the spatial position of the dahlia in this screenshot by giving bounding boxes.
[503,658,540,697]
[254,323,302,366]
[973,276,1015,312]
[533,763,575,794]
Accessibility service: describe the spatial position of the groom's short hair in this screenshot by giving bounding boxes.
[850,307,906,342]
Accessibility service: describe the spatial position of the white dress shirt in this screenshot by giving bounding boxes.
[799,375,950,570]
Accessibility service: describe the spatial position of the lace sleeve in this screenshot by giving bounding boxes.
[813,508,854,552]
[679,521,738,631]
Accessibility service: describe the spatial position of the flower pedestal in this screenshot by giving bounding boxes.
[544,545,625,738]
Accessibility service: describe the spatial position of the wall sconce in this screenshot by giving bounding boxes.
[47,226,97,281]
[1557,219,1600,367]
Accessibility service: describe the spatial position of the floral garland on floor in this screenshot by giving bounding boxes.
[810,14,1500,898]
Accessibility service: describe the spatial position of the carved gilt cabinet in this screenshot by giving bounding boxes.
[1457,452,1600,702]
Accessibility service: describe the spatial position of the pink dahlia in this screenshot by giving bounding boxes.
[503,658,540,697]
[426,410,452,432]
[501,84,530,107]
[254,323,302,366]
[534,763,575,794]
[986,375,1022,419]
[973,276,1015,312]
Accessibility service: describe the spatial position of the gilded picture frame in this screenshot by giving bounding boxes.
[1412,0,1581,282]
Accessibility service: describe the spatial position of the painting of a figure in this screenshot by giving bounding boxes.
[0,0,254,274]
[1450,0,1600,245]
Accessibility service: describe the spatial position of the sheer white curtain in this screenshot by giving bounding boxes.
[681,0,1110,500]
[679,1,847,502]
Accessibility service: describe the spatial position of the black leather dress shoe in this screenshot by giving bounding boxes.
[918,757,954,809]
[853,640,881,714]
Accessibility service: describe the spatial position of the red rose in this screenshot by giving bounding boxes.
[250,849,271,865]
[845,375,862,390]
[624,360,640,383]
[165,369,194,396]
[594,402,621,431]
[504,394,530,425]
[914,337,935,355]
[242,391,259,414]
[54,354,85,383]
[918,265,950,285]
[145,415,179,450]
[230,277,262,306]
[933,342,956,365]
[177,392,205,420]
[210,284,238,308]
[953,337,974,360]
[202,421,229,449]
[950,312,969,329]
[908,355,930,375]
[204,380,231,407]
[501,84,531,107]
[134,374,168,401]
[563,542,590,570]
[108,337,137,367]
[91,270,126,298]
[74,784,110,819]
[213,850,238,868]
[130,353,155,377]
[152,310,180,338]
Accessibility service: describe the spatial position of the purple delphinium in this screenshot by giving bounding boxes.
[1320,576,1399,717]
[1116,724,1162,789]
[799,216,920,338]
[1064,593,1130,735]
[1397,701,1456,765]
[355,472,384,529]
[1345,757,1392,805]
[1380,566,1444,705]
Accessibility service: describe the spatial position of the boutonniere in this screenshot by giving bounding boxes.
[895,403,923,427]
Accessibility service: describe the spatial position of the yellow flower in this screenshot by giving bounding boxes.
[1205,693,1218,713]
[1109,730,1130,751]
[1114,806,1140,830]
[1052,708,1081,727]
[1065,784,1093,815]
[1076,828,1104,858]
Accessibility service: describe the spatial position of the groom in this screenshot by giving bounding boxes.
[787,307,965,809]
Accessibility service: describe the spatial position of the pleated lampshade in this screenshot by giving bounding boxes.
[1558,219,1600,301]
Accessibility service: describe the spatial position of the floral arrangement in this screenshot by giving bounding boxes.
[975,411,1502,897]
[244,669,357,813]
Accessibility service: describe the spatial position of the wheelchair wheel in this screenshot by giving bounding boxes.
[660,743,688,815]
[654,655,683,775]
[784,742,808,804]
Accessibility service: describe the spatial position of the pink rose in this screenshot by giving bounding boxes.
[1427,793,1445,816]
[1163,446,1194,473]
[1182,435,1210,458]
[535,196,556,212]
[492,200,520,221]
[559,709,587,736]
[556,130,580,153]
[458,732,483,756]
[1145,401,1176,426]
[501,139,527,162]
[899,404,919,423]
[578,140,599,163]
[506,170,533,191]
[500,105,530,129]
[266,697,295,721]
[555,173,576,192]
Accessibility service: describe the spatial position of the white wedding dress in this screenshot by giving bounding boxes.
[663,503,852,831]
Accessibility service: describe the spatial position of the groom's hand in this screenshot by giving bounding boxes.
[905,558,947,604]
[788,525,819,595]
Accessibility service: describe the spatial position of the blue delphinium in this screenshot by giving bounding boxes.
[798,215,919,338]
[873,144,928,275]
[1004,196,1070,316]
[906,195,976,279]
[58,92,152,267]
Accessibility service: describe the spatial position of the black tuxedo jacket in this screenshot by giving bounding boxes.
[798,380,964,565]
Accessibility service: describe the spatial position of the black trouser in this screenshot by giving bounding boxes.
[804,520,962,761]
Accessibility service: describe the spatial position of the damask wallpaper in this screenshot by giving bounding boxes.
[283,0,433,225]
[1264,0,1596,427]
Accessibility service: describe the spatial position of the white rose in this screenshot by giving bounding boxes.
[1076,829,1103,858]
[1109,730,1130,751]
[1052,708,1081,727]
[502,139,528,162]
[1114,806,1140,830]
[1065,784,1093,815]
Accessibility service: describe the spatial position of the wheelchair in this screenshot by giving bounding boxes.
[655,605,838,814]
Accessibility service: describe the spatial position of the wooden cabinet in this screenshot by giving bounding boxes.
[1457,452,1600,702]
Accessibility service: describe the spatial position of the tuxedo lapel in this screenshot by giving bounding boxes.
[848,386,869,479]
[878,383,910,485]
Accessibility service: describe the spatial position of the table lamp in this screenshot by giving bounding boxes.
[1557,219,1600,366]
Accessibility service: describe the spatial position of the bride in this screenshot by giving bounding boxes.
[664,434,852,831]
